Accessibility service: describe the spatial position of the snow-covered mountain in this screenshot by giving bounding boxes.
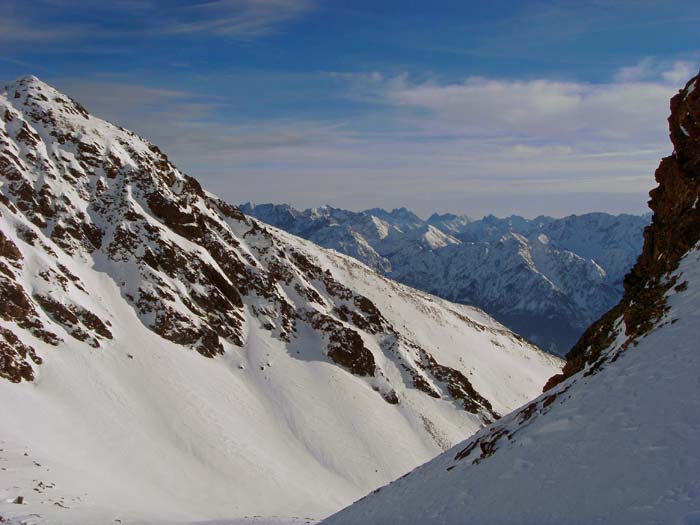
[323,71,700,525]
[241,204,648,354]
[0,76,561,524]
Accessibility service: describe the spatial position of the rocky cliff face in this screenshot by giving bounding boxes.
[546,72,700,389]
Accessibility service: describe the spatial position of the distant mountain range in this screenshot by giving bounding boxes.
[241,203,650,354]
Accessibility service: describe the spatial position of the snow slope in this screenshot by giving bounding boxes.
[241,204,648,354]
[0,76,561,524]
[323,246,700,524]
[322,72,700,525]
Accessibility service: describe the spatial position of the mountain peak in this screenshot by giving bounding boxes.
[0,74,561,522]
[3,74,92,129]
[5,74,44,90]
[363,206,422,225]
[0,76,555,385]
[5,75,65,104]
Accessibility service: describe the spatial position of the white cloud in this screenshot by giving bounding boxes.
[614,57,697,85]
[383,72,677,146]
[224,62,694,215]
[613,57,657,83]
[661,61,696,84]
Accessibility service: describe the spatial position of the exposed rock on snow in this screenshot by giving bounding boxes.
[0,76,561,524]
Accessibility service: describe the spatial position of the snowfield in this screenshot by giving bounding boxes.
[323,243,700,524]
[0,76,561,524]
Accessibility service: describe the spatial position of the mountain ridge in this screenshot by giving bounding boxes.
[241,202,649,354]
[0,75,560,524]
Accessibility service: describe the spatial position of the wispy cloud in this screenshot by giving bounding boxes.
[614,57,696,84]
[162,0,316,39]
[49,78,218,130]
[0,0,316,44]
[231,60,694,215]
[289,60,693,215]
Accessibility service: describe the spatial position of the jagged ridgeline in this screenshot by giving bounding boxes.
[0,76,560,522]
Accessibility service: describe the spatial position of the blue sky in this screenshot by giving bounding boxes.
[2,0,699,217]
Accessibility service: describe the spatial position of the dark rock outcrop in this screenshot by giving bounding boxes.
[545,72,700,390]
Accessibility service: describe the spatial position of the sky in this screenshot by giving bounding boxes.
[1,0,699,218]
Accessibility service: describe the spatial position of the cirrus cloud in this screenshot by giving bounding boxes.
[0,0,316,43]
[163,0,316,39]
